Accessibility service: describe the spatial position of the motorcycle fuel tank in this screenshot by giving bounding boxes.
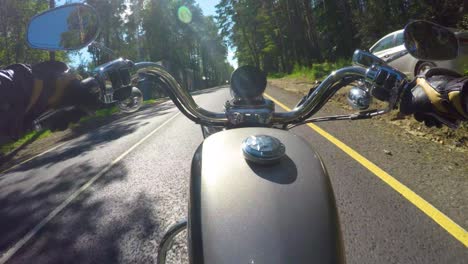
[189,127,344,264]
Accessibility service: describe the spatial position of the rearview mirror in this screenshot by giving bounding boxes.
[404,20,458,61]
[27,3,99,51]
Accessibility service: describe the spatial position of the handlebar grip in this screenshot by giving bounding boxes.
[80,77,100,93]
[399,81,433,115]
[77,77,101,108]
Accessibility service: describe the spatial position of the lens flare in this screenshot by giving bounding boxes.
[178,6,192,24]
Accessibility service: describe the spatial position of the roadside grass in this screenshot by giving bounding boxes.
[72,106,120,127]
[0,107,120,155]
[269,60,350,81]
[0,130,52,155]
[144,99,157,105]
[268,72,287,79]
[73,98,162,127]
[268,62,468,149]
[1,99,162,156]
[95,107,119,118]
[2,99,158,153]
[144,98,168,105]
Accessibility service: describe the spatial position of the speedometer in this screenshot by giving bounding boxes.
[230,66,267,100]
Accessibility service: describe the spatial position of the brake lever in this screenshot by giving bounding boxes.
[286,109,387,129]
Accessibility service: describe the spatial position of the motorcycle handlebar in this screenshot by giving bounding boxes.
[139,65,229,126]
[139,65,391,127]
[272,66,368,123]
[80,77,100,93]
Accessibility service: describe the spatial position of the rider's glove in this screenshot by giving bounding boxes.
[31,61,83,109]
[0,64,32,139]
[400,68,468,128]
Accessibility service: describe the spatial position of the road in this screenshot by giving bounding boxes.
[0,86,466,263]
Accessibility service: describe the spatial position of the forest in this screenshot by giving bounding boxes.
[216,0,467,73]
[0,0,233,87]
[0,0,466,79]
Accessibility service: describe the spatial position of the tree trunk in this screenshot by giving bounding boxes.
[302,0,322,62]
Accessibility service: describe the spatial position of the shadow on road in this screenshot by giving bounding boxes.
[0,130,51,164]
[0,162,164,263]
[2,103,175,174]
[60,102,176,143]
[0,89,225,262]
[0,87,223,171]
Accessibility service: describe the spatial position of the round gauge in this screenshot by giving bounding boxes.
[230,66,267,99]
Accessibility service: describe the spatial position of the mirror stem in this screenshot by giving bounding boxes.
[48,0,56,61]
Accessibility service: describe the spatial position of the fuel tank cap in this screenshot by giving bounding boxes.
[242,135,285,165]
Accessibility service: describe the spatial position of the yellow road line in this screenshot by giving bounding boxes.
[264,93,468,247]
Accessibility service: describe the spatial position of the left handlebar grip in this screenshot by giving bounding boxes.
[78,77,101,108]
[80,77,100,93]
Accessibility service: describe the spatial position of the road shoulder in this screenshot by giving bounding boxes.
[266,84,467,229]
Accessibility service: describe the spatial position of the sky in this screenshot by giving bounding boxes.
[198,0,237,68]
[198,0,218,16]
[56,0,238,69]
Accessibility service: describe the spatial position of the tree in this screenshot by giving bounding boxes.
[215,0,466,74]
[0,0,68,66]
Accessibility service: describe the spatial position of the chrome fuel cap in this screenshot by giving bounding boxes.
[242,135,285,165]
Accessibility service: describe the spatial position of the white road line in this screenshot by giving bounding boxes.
[0,112,180,264]
[0,142,68,175]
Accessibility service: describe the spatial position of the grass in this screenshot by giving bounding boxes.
[269,60,350,81]
[0,130,52,155]
[268,72,287,79]
[289,60,350,81]
[144,99,157,105]
[95,107,119,118]
[269,61,468,149]
[68,106,120,129]
[77,106,119,124]
[1,105,123,155]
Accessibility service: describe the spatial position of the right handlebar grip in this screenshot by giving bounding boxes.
[399,79,436,116]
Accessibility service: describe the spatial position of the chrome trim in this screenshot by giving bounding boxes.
[137,65,378,126]
[272,66,368,123]
[225,99,275,126]
[134,61,164,69]
[103,94,114,104]
[137,65,228,125]
[242,135,286,164]
[347,87,372,110]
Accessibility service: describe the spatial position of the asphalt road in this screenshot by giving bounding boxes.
[0,86,466,263]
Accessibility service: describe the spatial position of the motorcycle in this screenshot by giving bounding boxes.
[28,4,460,264]
[26,3,145,131]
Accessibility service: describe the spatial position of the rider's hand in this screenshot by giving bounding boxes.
[399,68,467,128]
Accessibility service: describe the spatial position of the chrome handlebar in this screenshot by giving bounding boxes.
[271,66,368,123]
[137,64,396,127]
[135,64,228,125]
